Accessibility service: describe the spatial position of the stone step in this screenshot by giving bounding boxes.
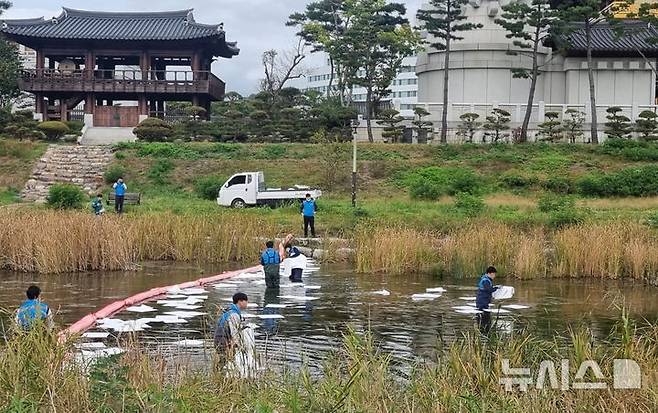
[22,144,115,203]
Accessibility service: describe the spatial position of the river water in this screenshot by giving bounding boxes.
[1,261,657,372]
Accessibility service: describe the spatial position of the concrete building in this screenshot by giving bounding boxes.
[416,0,658,141]
[288,55,419,117]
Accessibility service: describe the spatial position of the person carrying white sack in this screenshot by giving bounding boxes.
[281,234,308,283]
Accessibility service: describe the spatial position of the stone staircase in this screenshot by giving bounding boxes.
[21,145,114,203]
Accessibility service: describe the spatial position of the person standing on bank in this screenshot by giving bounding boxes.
[112,178,127,214]
[16,285,54,331]
[301,193,318,238]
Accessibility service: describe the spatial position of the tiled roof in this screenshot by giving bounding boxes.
[558,21,658,55]
[1,8,239,56]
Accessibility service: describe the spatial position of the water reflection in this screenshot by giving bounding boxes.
[1,262,657,372]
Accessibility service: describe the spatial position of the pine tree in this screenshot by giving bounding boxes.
[563,109,585,143]
[456,112,480,143]
[559,0,605,144]
[495,0,557,143]
[417,0,482,144]
[635,110,658,141]
[483,108,511,143]
[537,111,563,142]
[411,107,433,142]
[379,108,405,143]
[605,106,632,139]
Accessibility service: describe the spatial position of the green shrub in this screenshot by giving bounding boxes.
[46,184,85,209]
[548,208,585,228]
[577,165,658,197]
[403,166,482,200]
[147,159,174,185]
[537,194,576,213]
[37,121,70,141]
[598,139,658,161]
[541,175,575,194]
[454,192,485,217]
[500,171,536,190]
[194,176,226,200]
[64,121,84,135]
[133,118,174,142]
[104,165,126,184]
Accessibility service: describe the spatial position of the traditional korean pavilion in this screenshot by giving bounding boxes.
[1,8,239,127]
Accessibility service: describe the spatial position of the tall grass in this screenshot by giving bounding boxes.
[0,210,273,273]
[356,221,658,282]
[355,226,440,274]
[1,314,656,412]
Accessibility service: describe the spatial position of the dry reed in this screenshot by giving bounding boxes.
[355,226,440,274]
[0,210,273,274]
[355,221,658,282]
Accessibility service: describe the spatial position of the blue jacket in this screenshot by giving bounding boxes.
[217,303,241,330]
[301,199,317,217]
[475,274,498,310]
[91,198,103,214]
[261,248,281,265]
[113,182,127,196]
[16,299,49,330]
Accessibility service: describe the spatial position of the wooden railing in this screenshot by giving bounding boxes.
[19,69,226,100]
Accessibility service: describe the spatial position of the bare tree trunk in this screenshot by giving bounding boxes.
[586,22,598,144]
[441,35,451,144]
[328,58,335,99]
[366,86,374,142]
[521,35,540,143]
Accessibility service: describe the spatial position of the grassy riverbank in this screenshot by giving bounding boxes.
[1,313,656,412]
[3,140,658,276]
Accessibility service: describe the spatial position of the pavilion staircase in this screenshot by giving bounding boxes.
[21,145,113,203]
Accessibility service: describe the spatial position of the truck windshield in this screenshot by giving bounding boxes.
[227,175,246,187]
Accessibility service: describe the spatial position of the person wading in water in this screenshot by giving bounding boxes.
[475,266,498,334]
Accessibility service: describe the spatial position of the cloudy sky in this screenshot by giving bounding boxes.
[5,0,423,95]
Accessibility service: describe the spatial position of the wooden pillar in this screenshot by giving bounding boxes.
[192,51,201,81]
[140,51,150,80]
[149,99,156,116]
[60,99,68,122]
[35,49,45,75]
[48,57,55,70]
[138,96,148,117]
[85,51,95,79]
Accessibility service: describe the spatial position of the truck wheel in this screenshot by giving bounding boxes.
[231,198,246,209]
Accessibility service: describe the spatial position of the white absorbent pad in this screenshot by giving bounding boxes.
[492,286,515,300]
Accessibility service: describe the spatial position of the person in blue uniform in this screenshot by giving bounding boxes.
[300,193,318,238]
[476,266,498,334]
[16,285,53,331]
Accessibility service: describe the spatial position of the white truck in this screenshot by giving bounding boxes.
[217,171,322,208]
